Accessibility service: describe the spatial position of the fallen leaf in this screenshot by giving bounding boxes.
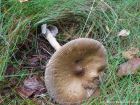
[28,56,40,67]
[16,76,46,98]
[19,0,29,3]
[28,55,47,67]
[118,29,130,37]
[24,76,41,90]
[117,58,140,77]
[122,47,139,59]
[24,76,46,92]
[5,65,17,75]
[16,87,35,98]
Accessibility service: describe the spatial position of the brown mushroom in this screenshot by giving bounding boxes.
[41,24,107,105]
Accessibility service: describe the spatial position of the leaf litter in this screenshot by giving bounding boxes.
[122,47,139,59]
[117,58,140,77]
[118,47,140,77]
[28,55,48,67]
[5,65,17,75]
[16,75,46,98]
[1,31,54,104]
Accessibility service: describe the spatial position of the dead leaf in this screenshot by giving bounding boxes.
[117,58,140,77]
[28,56,40,66]
[5,65,17,75]
[118,29,130,37]
[24,76,41,90]
[24,76,46,93]
[16,87,35,98]
[28,55,47,67]
[122,47,139,59]
[19,0,29,3]
[16,76,46,98]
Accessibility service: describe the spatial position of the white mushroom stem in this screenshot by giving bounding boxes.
[46,32,61,50]
[41,24,61,51]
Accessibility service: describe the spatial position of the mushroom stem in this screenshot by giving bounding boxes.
[41,24,61,51]
[46,32,61,50]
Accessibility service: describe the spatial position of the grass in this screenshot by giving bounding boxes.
[1,0,140,104]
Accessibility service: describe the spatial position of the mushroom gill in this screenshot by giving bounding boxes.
[45,38,107,105]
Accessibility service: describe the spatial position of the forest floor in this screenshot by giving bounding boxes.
[1,0,140,105]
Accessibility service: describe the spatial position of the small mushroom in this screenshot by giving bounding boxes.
[41,24,107,105]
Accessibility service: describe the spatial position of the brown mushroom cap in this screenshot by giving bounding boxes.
[45,38,107,105]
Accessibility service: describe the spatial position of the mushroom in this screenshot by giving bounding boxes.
[41,24,107,105]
